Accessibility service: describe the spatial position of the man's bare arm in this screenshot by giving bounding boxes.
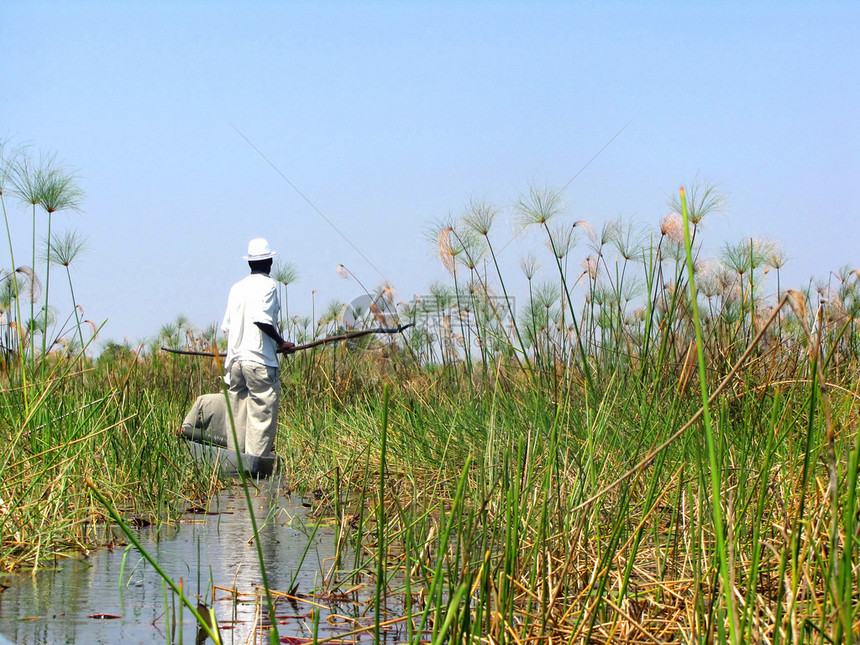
[254,322,295,354]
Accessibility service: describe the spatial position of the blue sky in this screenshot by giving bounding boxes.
[2,1,858,348]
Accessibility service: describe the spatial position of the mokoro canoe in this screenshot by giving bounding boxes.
[183,439,279,479]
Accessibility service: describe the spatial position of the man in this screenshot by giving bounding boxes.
[221,238,294,476]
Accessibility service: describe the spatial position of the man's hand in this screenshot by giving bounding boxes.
[279,340,296,354]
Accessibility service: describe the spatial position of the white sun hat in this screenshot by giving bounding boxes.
[243,238,277,260]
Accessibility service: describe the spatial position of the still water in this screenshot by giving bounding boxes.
[0,481,401,644]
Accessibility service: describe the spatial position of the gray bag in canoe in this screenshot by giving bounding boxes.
[180,393,230,447]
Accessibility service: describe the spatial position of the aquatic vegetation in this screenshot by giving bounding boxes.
[268,184,859,643]
[1,142,858,642]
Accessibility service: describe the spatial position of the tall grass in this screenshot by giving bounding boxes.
[271,183,858,643]
[2,143,858,643]
[0,143,213,574]
[278,336,858,642]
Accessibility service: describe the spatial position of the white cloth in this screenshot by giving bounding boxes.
[220,272,281,372]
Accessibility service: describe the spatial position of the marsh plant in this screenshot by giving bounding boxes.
[266,182,858,644]
[0,143,206,578]
[1,143,90,371]
[2,140,859,644]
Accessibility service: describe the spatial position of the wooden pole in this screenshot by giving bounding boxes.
[161,323,414,358]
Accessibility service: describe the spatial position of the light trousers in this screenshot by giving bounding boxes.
[227,361,280,457]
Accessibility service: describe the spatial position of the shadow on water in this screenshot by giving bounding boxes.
[0,479,410,644]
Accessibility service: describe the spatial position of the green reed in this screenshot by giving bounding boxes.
[680,185,738,643]
[267,181,859,642]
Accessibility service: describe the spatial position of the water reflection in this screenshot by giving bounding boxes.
[0,479,394,644]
